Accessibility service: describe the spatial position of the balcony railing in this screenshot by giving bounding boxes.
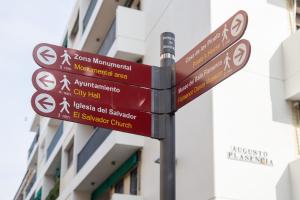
[28,129,40,159]
[98,18,116,55]
[25,173,36,197]
[77,128,111,172]
[83,0,98,33]
[47,122,63,160]
[111,194,143,200]
[45,180,60,200]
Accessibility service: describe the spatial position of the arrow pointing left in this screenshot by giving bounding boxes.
[40,49,55,61]
[36,46,57,65]
[35,71,56,91]
[38,97,54,109]
[34,93,56,113]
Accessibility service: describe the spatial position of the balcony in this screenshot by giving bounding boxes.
[74,132,144,191]
[77,128,111,172]
[47,122,64,160]
[282,29,300,100]
[57,131,144,199]
[105,6,146,61]
[80,0,128,52]
[111,194,143,200]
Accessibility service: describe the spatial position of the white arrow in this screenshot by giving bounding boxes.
[36,46,57,65]
[35,93,56,113]
[231,13,244,37]
[36,71,56,91]
[233,43,247,67]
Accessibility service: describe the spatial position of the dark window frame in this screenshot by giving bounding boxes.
[130,167,138,195]
[66,139,74,169]
[70,12,80,39]
[114,178,124,194]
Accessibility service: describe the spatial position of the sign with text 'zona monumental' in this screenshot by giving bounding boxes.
[33,43,152,88]
[176,10,248,83]
[176,39,251,109]
[32,68,152,113]
[31,91,153,137]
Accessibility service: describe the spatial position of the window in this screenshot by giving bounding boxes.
[124,0,141,10]
[130,168,138,195]
[70,12,79,39]
[296,0,300,29]
[62,33,68,48]
[66,140,74,169]
[114,178,124,194]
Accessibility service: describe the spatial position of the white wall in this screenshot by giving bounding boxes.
[211,0,297,199]
[282,29,300,100]
[289,159,300,200]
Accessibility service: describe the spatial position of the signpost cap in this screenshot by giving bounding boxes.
[161,32,175,56]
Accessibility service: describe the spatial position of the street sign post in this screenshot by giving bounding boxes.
[176,39,251,109]
[30,10,251,200]
[33,43,153,88]
[160,32,176,200]
[31,91,169,138]
[176,10,248,83]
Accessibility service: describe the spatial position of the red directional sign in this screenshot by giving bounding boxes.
[32,68,152,113]
[31,91,152,137]
[176,10,248,83]
[176,39,251,109]
[33,43,152,88]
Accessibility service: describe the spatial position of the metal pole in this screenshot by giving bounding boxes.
[160,32,176,200]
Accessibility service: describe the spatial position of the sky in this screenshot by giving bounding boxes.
[0,0,75,198]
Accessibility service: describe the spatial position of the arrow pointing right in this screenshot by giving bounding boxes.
[38,97,54,109]
[231,19,242,32]
[40,49,55,62]
[234,47,245,62]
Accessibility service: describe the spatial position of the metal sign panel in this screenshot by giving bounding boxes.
[176,10,248,83]
[31,91,153,137]
[33,43,152,88]
[32,68,152,113]
[176,39,251,109]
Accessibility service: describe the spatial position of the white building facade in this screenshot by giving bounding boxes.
[14,0,300,200]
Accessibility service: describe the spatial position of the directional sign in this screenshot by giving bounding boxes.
[33,43,152,88]
[176,39,251,109]
[176,10,248,83]
[31,91,153,137]
[32,68,154,113]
